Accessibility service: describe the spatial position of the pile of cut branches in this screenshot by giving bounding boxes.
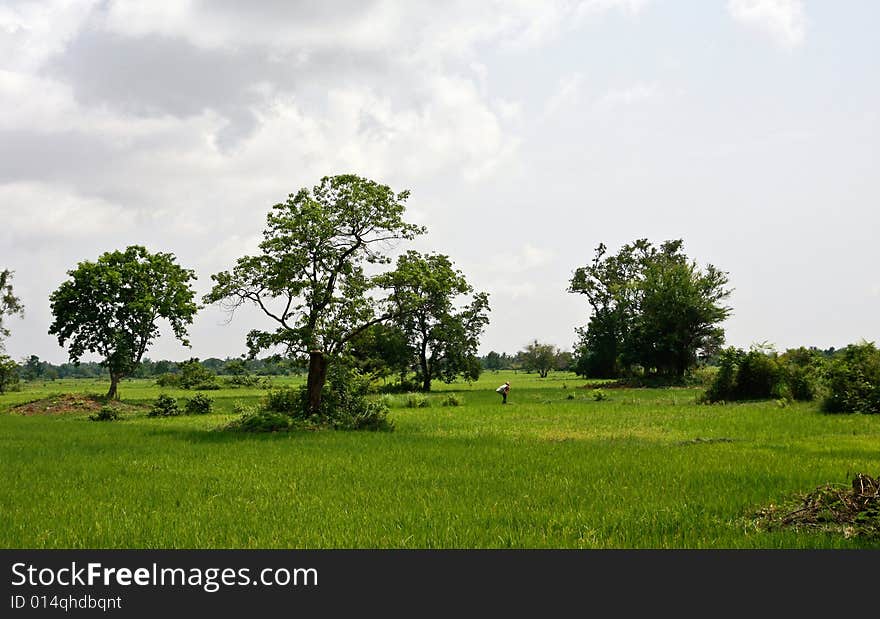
[755,474,880,539]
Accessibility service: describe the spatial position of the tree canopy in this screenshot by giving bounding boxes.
[382,251,489,391]
[570,239,731,379]
[48,246,199,398]
[0,269,24,348]
[204,174,425,411]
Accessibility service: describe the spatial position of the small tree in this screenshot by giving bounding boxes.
[0,355,19,393]
[49,246,198,399]
[0,269,24,349]
[382,251,489,391]
[205,174,424,413]
[520,340,558,378]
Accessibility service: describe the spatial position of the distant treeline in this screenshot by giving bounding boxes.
[15,355,303,381]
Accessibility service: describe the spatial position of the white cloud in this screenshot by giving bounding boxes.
[728,0,806,49]
[597,83,662,108]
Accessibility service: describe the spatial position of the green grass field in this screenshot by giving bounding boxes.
[1,372,878,549]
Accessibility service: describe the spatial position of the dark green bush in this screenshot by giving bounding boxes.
[229,364,391,432]
[178,358,218,390]
[184,393,213,415]
[225,410,292,432]
[149,394,180,417]
[222,374,262,388]
[89,405,119,421]
[265,386,301,414]
[703,346,822,403]
[155,372,181,388]
[821,342,880,414]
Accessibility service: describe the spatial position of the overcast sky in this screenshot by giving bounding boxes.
[1,0,878,364]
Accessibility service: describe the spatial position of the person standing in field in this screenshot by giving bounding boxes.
[496,381,510,404]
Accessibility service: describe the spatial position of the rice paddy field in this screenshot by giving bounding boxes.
[1,371,879,549]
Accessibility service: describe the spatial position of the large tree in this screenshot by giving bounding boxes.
[382,251,489,391]
[49,246,199,398]
[0,269,24,348]
[570,239,731,379]
[204,174,425,412]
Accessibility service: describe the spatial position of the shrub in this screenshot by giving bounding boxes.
[178,358,218,390]
[230,364,392,432]
[0,355,21,393]
[155,372,181,388]
[316,365,393,430]
[592,389,608,401]
[566,393,576,400]
[703,345,823,404]
[225,410,293,433]
[149,394,180,417]
[441,393,463,407]
[184,393,213,415]
[89,405,119,421]
[265,386,301,414]
[222,374,262,388]
[684,366,719,387]
[404,393,429,408]
[821,342,880,414]
[377,394,397,409]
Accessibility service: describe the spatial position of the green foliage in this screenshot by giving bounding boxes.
[702,346,821,404]
[48,246,198,398]
[89,405,119,422]
[204,175,425,413]
[265,386,301,414]
[177,358,218,390]
[821,342,880,414]
[225,410,293,433]
[184,394,213,415]
[592,389,609,401]
[0,269,24,348]
[222,373,262,388]
[148,394,180,417]
[0,355,21,393]
[570,239,731,379]
[381,250,489,391]
[155,373,181,388]
[441,393,463,407]
[404,393,430,408]
[519,340,558,378]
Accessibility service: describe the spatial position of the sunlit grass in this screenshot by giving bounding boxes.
[1,372,879,548]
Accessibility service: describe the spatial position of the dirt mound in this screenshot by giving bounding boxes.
[12,394,141,416]
[755,474,880,539]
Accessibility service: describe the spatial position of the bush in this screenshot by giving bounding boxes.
[441,393,463,407]
[265,386,301,414]
[155,372,181,388]
[592,389,608,401]
[184,393,213,415]
[684,366,719,387]
[178,358,218,390]
[230,364,392,432]
[404,393,430,408]
[222,374,262,388]
[0,355,21,393]
[703,346,822,404]
[821,342,880,414]
[225,410,293,433]
[89,405,119,422]
[149,394,180,417]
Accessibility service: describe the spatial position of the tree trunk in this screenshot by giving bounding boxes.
[419,350,431,392]
[107,373,121,400]
[306,351,328,413]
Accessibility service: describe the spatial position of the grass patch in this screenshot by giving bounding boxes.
[2,372,880,548]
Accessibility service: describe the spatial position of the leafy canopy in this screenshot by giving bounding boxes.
[205,174,425,359]
[48,246,198,393]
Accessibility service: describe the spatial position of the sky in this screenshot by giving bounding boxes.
[1,0,878,364]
